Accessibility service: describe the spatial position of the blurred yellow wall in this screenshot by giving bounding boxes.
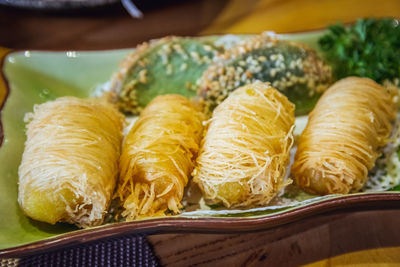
[202,0,400,34]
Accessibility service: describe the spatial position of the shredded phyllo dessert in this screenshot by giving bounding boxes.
[193,82,295,207]
[15,26,400,228]
[116,95,204,220]
[292,77,398,195]
[111,36,219,115]
[18,97,124,228]
[197,33,332,115]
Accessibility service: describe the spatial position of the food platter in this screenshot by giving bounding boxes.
[1,30,399,258]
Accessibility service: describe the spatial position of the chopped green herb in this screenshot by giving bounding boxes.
[319,18,400,84]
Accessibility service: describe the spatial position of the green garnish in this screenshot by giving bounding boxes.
[319,18,400,84]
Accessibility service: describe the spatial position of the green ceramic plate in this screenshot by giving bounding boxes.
[1,31,399,257]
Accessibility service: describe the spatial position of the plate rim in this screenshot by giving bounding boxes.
[1,30,400,258]
[0,192,399,258]
[0,48,11,147]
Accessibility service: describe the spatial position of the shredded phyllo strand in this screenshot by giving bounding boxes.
[18,97,123,228]
[292,77,398,195]
[193,82,295,208]
[116,95,204,220]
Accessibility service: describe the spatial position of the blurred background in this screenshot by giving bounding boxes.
[0,0,399,50]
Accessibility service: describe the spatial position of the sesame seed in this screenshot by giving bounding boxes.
[129,89,136,98]
[172,43,189,59]
[166,64,173,75]
[138,69,147,84]
[190,51,200,60]
[258,56,267,62]
[204,45,213,51]
[157,50,169,65]
[180,63,188,71]
[202,56,211,64]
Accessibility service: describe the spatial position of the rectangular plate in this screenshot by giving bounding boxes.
[1,30,399,257]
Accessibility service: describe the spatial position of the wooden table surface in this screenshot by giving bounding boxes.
[1,0,400,266]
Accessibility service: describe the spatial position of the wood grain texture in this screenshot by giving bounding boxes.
[149,209,400,266]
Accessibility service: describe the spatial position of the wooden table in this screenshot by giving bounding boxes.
[1,0,400,265]
[148,209,400,266]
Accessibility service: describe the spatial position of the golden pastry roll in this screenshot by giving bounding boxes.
[18,97,124,228]
[193,82,295,208]
[117,94,204,220]
[292,77,398,195]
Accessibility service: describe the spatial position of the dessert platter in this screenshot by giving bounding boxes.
[1,18,399,257]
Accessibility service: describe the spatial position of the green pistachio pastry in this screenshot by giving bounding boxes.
[197,33,333,115]
[112,36,219,114]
